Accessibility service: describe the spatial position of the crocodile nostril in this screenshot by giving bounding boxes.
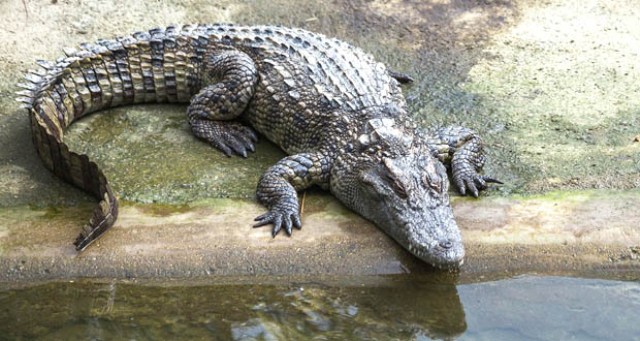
[439,241,453,249]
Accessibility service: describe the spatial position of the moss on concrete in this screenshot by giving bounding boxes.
[459,1,640,193]
[64,105,284,202]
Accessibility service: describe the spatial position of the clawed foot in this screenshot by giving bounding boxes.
[191,120,258,157]
[253,203,302,237]
[213,123,258,157]
[453,163,502,197]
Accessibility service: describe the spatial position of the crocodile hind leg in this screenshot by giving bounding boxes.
[421,126,502,197]
[187,49,259,157]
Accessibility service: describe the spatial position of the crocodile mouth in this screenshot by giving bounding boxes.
[406,237,465,270]
[394,212,465,269]
[374,202,465,269]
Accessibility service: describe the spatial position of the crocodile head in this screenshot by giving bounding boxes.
[331,152,464,269]
[330,119,464,269]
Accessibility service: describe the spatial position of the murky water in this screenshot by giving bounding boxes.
[1,276,638,340]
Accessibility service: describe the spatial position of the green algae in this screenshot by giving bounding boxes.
[126,197,255,216]
[449,187,640,206]
[132,202,193,217]
[64,105,284,204]
[515,188,640,202]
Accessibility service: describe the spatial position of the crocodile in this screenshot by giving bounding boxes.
[17,24,500,269]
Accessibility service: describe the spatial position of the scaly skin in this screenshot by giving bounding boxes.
[17,24,499,269]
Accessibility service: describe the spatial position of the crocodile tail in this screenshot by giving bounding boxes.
[16,24,205,250]
[18,61,120,251]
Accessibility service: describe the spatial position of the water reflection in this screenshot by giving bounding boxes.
[4,276,638,340]
[0,276,466,340]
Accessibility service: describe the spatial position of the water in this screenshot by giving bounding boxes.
[1,276,638,340]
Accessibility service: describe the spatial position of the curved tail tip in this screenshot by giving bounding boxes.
[73,194,119,252]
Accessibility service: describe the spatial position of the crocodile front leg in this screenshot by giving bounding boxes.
[421,126,501,197]
[254,153,332,236]
[187,49,258,157]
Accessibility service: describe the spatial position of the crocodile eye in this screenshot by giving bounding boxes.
[385,174,408,199]
[424,175,441,192]
[422,160,446,193]
[423,170,445,193]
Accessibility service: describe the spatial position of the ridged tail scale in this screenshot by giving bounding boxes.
[16,24,208,250]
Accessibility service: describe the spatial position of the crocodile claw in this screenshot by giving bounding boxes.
[482,176,504,185]
[190,120,258,158]
[253,206,302,237]
[215,124,258,158]
[388,70,414,84]
[455,174,503,197]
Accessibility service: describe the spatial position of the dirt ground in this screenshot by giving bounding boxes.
[0,0,638,282]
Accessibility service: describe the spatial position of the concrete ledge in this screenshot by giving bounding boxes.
[2,190,638,283]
